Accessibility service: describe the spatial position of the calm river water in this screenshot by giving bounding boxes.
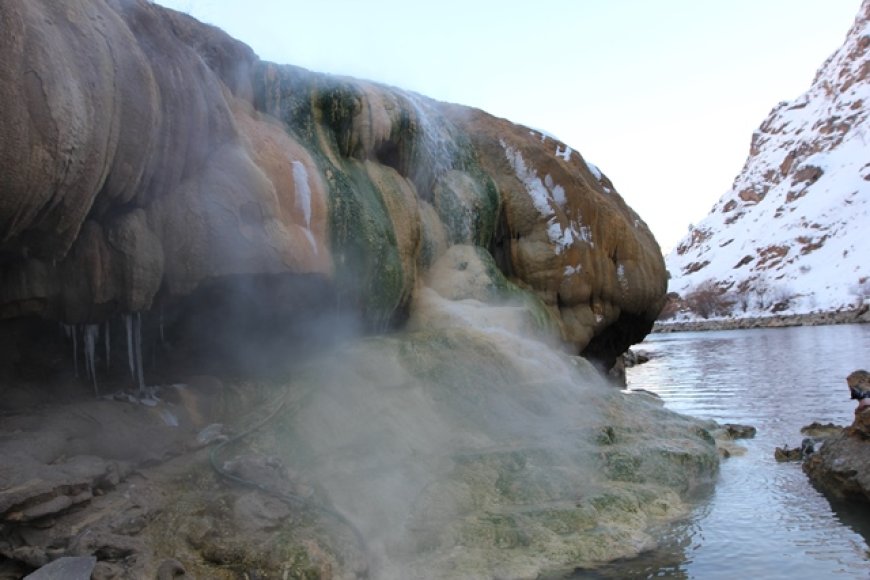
[592,324,870,579]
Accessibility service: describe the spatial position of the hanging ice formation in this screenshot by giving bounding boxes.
[62,323,103,395]
[59,313,151,396]
[125,313,146,393]
[104,320,111,372]
[71,325,79,378]
[62,324,78,378]
[135,313,145,391]
[159,306,165,344]
[83,324,99,396]
[126,314,134,379]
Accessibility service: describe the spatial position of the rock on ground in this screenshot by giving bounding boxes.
[22,557,95,580]
[804,392,870,501]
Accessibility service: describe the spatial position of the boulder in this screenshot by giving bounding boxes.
[23,556,96,580]
[804,371,870,501]
[709,423,755,458]
[623,349,651,367]
[775,439,816,462]
[801,421,846,438]
[720,423,757,439]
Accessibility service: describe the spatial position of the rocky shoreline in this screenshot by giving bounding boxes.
[653,307,870,333]
[770,371,870,504]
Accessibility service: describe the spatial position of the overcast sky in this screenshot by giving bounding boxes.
[154,0,860,253]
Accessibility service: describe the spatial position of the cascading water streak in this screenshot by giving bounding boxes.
[291,160,318,255]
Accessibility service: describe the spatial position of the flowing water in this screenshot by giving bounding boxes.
[593,324,870,579]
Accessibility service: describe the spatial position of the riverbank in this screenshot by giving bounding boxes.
[653,307,870,333]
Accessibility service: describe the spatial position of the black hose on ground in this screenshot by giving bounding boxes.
[208,391,369,578]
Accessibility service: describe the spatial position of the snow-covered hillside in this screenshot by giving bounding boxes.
[665,0,870,318]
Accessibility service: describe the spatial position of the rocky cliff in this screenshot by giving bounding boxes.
[665,0,870,318]
[0,0,666,377]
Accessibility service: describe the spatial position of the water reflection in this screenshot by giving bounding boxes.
[579,324,870,579]
[831,499,870,542]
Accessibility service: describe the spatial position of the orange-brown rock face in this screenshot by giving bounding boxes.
[0,1,331,322]
[0,0,666,368]
[449,107,667,363]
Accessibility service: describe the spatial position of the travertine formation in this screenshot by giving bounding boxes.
[0,4,695,578]
[0,0,666,368]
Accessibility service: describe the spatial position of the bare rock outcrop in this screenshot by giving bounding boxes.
[804,370,870,501]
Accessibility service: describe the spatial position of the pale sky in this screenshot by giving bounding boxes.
[154,0,861,253]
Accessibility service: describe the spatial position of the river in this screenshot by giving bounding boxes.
[589,324,870,579]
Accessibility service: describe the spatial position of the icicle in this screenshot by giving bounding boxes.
[104,320,111,372]
[126,314,135,380]
[72,324,79,378]
[122,312,148,394]
[62,324,77,378]
[159,306,165,344]
[83,324,99,396]
[134,312,145,393]
[83,326,91,382]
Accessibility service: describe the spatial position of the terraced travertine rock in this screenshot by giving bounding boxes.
[0,6,682,576]
[0,0,665,368]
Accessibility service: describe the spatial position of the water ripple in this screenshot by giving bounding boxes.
[617,325,870,579]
